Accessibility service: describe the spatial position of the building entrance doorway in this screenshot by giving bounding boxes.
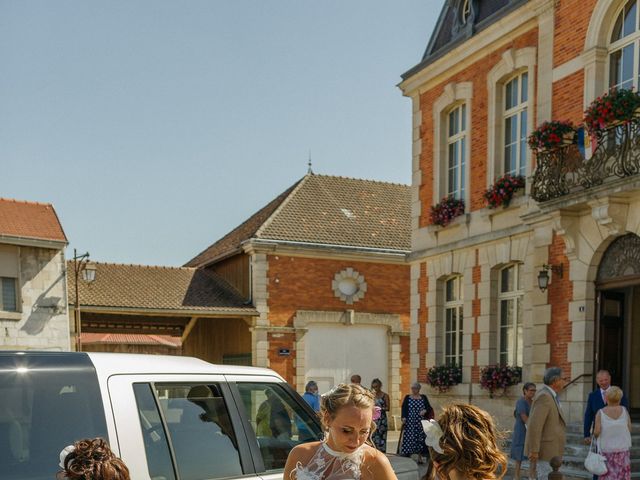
[596,234,640,417]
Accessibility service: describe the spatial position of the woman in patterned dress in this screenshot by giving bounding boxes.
[399,382,433,464]
[594,386,632,480]
[371,378,390,452]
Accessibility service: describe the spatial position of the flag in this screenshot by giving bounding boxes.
[577,126,597,160]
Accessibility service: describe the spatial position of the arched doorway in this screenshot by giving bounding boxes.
[596,233,640,414]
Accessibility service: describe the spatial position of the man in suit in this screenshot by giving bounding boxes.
[525,366,567,480]
[583,369,629,444]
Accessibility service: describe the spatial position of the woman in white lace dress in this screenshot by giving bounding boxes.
[284,383,397,480]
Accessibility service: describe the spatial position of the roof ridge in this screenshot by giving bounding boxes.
[310,173,409,188]
[254,173,312,239]
[0,197,55,207]
[73,260,196,271]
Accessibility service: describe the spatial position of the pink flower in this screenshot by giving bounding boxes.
[372,406,382,421]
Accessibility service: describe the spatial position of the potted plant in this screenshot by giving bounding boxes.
[430,196,465,227]
[484,174,526,209]
[479,364,522,398]
[584,87,640,133]
[426,364,463,393]
[527,120,576,152]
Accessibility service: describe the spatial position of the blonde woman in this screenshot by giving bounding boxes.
[284,383,397,480]
[593,386,632,480]
[421,403,507,480]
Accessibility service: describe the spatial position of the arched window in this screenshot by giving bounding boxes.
[498,263,523,366]
[444,275,463,366]
[447,104,467,200]
[609,0,640,89]
[503,72,528,177]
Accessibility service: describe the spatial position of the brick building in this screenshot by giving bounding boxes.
[186,173,411,411]
[0,198,70,350]
[400,0,640,426]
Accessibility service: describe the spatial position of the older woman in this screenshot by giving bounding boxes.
[594,386,632,480]
[399,382,433,464]
[510,382,536,480]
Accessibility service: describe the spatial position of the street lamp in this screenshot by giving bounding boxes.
[73,249,96,351]
[537,263,563,292]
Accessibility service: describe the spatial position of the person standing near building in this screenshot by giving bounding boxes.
[302,380,320,413]
[371,378,390,453]
[525,367,567,480]
[593,386,632,480]
[350,374,362,385]
[399,382,433,464]
[510,382,536,480]
[584,370,629,445]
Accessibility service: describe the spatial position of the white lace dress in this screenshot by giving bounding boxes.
[294,442,365,480]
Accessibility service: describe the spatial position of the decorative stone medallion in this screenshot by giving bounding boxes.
[332,268,367,305]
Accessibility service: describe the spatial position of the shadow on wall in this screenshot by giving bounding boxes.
[21,271,66,336]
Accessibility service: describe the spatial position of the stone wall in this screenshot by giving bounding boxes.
[0,246,70,351]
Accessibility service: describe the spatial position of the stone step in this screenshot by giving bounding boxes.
[504,460,640,480]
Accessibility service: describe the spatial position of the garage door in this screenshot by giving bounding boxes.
[304,323,388,394]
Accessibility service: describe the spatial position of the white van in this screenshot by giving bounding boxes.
[0,351,418,480]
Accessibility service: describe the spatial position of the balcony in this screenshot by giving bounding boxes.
[531,118,640,203]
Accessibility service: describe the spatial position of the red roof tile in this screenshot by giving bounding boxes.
[0,198,67,243]
[81,333,181,347]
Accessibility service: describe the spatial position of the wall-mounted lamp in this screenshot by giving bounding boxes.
[537,263,563,292]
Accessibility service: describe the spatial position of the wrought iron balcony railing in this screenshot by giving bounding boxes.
[531,117,640,202]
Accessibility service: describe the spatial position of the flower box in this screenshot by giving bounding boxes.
[430,196,465,227]
[427,364,462,393]
[584,88,640,133]
[528,120,576,152]
[479,364,522,398]
[484,174,526,209]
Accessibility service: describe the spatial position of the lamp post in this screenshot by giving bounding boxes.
[72,249,96,351]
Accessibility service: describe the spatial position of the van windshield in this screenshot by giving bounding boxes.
[0,353,108,480]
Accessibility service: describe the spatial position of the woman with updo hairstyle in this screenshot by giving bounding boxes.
[56,438,130,480]
[422,403,507,480]
[284,383,398,479]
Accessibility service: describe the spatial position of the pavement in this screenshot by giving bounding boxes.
[386,429,429,479]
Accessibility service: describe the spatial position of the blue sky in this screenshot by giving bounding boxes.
[1,1,440,265]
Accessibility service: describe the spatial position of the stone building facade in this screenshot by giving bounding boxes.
[0,199,70,351]
[400,0,640,427]
[187,173,412,413]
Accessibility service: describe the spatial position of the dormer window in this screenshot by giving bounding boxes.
[461,0,471,25]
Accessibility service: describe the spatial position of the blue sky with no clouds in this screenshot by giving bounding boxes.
[1,1,441,265]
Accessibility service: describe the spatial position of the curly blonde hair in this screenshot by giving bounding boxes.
[320,383,376,432]
[62,438,130,480]
[426,404,506,480]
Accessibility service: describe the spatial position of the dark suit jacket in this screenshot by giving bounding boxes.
[583,389,629,438]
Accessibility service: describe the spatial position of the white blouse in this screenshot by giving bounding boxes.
[599,407,632,453]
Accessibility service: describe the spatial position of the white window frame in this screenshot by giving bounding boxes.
[446,104,467,200]
[498,263,524,366]
[607,0,640,89]
[433,82,472,206]
[502,72,528,177]
[486,48,536,188]
[443,275,463,366]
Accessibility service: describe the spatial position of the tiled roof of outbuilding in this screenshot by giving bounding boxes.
[68,262,256,314]
[81,333,182,347]
[0,198,67,243]
[185,174,411,267]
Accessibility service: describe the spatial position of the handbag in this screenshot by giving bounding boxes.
[584,439,607,476]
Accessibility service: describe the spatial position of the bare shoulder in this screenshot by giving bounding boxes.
[288,441,321,463]
[362,445,396,480]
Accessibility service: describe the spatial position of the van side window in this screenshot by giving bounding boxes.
[132,384,176,480]
[134,383,243,480]
[236,383,322,471]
